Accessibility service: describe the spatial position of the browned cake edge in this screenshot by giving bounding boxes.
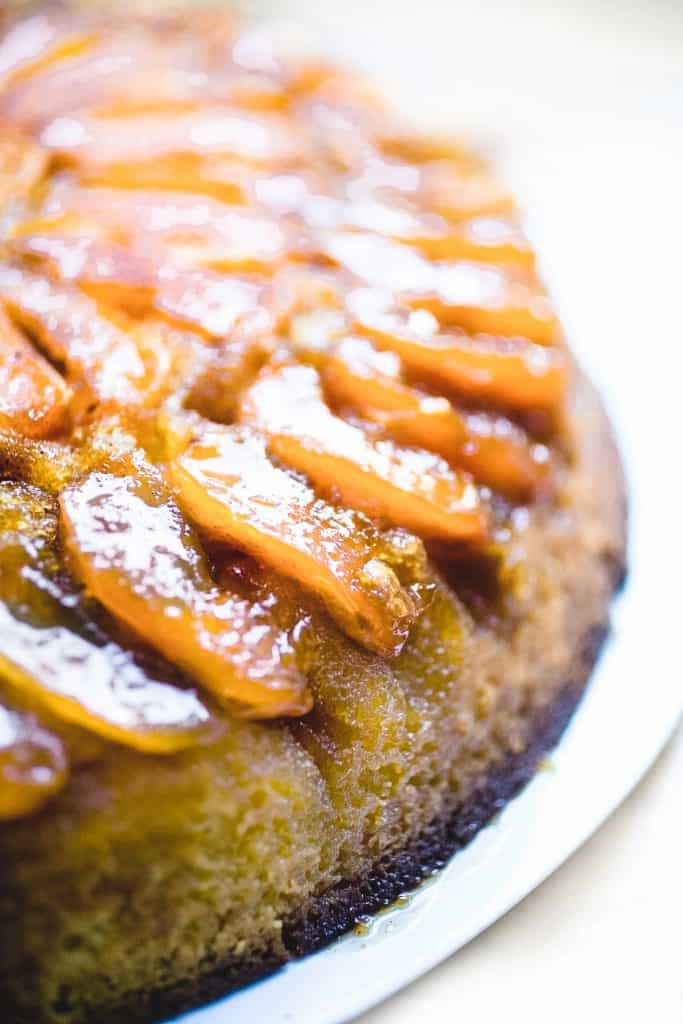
[72,612,623,1024]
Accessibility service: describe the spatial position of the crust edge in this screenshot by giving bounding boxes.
[62,616,617,1024]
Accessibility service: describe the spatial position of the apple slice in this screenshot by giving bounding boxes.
[0,133,50,209]
[420,159,515,221]
[304,195,533,269]
[171,423,422,657]
[0,264,166,417]
[322,337,552,498]
[35,184,289,273]
[322,232,558,345]
[78,153,251,203]
[398,214,535,269]
[239,361,486,545]
[0,308,71,438]
[0,481,216,751]
[347,288,566,420]
[60,469,312,717]
[411,259,559,346]
[14,229,272,342]
[0,14,96,92]
[40,106,304,169]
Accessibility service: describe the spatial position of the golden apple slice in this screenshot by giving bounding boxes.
[78,153,251,203]
[322,337,551,498]
[0,605,217,754]
[60,470,312,717]
[0,264,165,417]
[40,106,304,169]
[0,35,185,131]
[304,193,533,269]
[411,259,559,346]
[153,266,271,341]
[13,224,159,316]
[0,481,216,751]
[399,214,536,269]
[0,15,96,92]
[0,308,71,438]
[323,232,558,345]
[420,159,515,221]
[171,423,421,657]
[0,133,50,209]
[0,703,68,820]
[37,184,289,272]
[347,288,566,419]
[377,131,482,166]
[14,228,272,342]
[239,361,486,544]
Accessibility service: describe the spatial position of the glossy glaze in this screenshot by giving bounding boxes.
[0,7,569,817]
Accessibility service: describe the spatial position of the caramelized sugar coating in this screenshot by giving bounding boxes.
[0,5,573,820]
[321,336,552,498]
[0,306,71,437]
[0,480,217,758]
[239,360,487,542]
[60,466,312,717]
[171,422,427,657]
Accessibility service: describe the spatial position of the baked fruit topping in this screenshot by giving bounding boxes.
[0,5,573,821]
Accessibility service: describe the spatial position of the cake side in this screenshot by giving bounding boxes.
[0,370,626,1024]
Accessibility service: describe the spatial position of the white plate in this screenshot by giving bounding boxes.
[176,4,683,1021]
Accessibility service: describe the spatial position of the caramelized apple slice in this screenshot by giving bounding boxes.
[0,16,255,128]
[347,288,567,419]
[305,195,533,269]
[239,361,485,544]
[323,232,558,345]
[420,159,515,221]
[377,131,482,167]
[322,337,551,498]
[0,36,140,130]
[12,222,159,315]
[401,214,536,269]
[0,133,50,209]
[171,423,422,657]
[0,703,67,820]
[60,470,311,717]
[411,260,559,346]
[14,228,272,343]
[0,14,96,92]
[78,153,251,203]
[154,266,272,341]
[0,264,164,417]
[0,308,71,438]
[40,106,303,169]
[38,185,289,272]
[0,604,217,754]
[0,481,215,751]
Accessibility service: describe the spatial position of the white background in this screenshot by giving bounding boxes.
[360,727,683,1024]
[249,2,682,1021]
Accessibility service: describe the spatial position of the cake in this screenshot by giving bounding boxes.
[0,6,626,1023]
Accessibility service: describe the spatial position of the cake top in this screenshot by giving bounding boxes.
[0,6,568,820]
